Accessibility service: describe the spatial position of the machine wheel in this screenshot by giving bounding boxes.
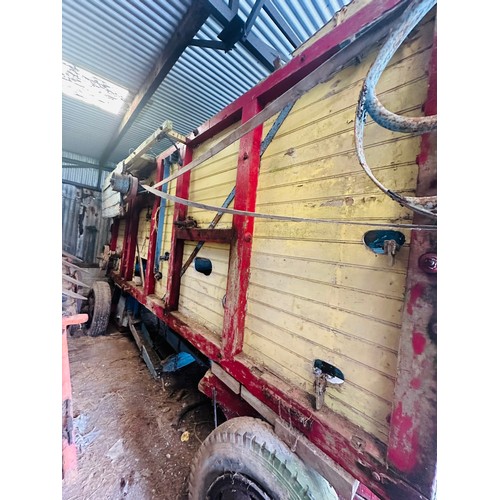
[85,280,111,337]
[188,416,337,500]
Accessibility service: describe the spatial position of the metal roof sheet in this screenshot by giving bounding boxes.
[62,0,350,167]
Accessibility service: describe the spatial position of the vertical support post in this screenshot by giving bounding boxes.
[144,158,164,295]
[165,146,192,310]
[62,325,77,480]
[119,210,131,278]
[123,200,141,282]
[222,98,263,359]
[386,26,437,498]
[62,314,87,480]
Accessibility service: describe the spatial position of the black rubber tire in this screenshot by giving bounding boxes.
[85,280,111,337]
[188,416,338,500]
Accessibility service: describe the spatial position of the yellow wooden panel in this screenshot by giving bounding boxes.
[246,304,398,378]
[137,207,151,259]
[188,122,241,228]
[243,13,434,445]
[114,218,126,271]
[289,16,434,114]
[250,252,406,299]
[248,282,402,351]
[177,242,230,335]
[116,218,126,252]
[154,176,177,297]
[178,285,223,337]
[251,237,411,270]
[243,337,390,443]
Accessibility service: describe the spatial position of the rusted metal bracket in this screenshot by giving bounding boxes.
[384,239,398,266]
[313,359,344,411]
[176,228,234,244]
[173,216,198,229]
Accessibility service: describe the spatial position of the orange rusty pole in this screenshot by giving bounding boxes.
[62,314,87,480]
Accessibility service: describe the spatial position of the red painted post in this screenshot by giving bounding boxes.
[165,146,193,310]
[123,200,141,282]
[222,98,263,359]
[119,212,131,278]
[144,158,164,295]
[62,314,87,481]
[386,22,437,499]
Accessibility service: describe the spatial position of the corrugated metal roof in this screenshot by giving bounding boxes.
[62,0,350,167]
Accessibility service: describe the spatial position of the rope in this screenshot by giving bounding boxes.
[364,0,437,133]
[354,0,437,219]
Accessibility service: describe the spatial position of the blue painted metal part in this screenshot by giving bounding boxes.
[161,352,196,373]
[260,101,295,156]
[154,158,170,273]
[363,230,405,254]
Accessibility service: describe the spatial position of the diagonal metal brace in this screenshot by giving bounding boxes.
[179,102,296,277]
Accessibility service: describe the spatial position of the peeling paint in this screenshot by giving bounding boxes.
[411,331,426,355]
[410,378,421,389]
[406,282,424,315]
[387,402,419,472]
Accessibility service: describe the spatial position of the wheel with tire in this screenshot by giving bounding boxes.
[188,416,338,500]
[84,280,111,337]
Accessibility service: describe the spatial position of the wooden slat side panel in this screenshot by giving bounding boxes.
[137,207,151,266]
[176,123,240,329]
[188,121,241,228]
[154,177,177,297]
[243,16,434,443]
[178,242,229,337]
[114,218,126,272]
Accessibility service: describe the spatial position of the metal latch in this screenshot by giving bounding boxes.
[313,359,344,411]
[363,230,405,266]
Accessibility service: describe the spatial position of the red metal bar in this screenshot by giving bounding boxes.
[144,158,164,295]
[119,209,131,277]
[165,146,193,310]
[222,98,263,359]
[123,200,141,282]
[62,314,88,481]
[386,21,437,499]
[198,370,260,421]
[188,0,407,147]
[176,228,234,243]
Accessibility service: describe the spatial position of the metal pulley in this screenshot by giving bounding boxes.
[110,172,139,202]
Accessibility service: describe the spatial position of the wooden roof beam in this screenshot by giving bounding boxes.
[99,0,211,166]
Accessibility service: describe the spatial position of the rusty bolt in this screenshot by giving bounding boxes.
[244,232,252,242]
[243,152,249,160]
[419,252,437,274]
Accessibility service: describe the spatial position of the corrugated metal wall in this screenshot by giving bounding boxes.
[62,184,112,264]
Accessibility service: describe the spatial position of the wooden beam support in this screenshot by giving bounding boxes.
[386,21,437,499]
[221,97,263,359]
[175,228,234,243]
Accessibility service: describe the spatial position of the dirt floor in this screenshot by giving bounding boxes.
[62,323,217,500]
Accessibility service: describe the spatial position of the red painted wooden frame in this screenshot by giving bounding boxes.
[108,1,437,498]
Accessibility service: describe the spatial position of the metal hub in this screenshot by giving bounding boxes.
[84,290,95,328]
[206,472,272,500]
